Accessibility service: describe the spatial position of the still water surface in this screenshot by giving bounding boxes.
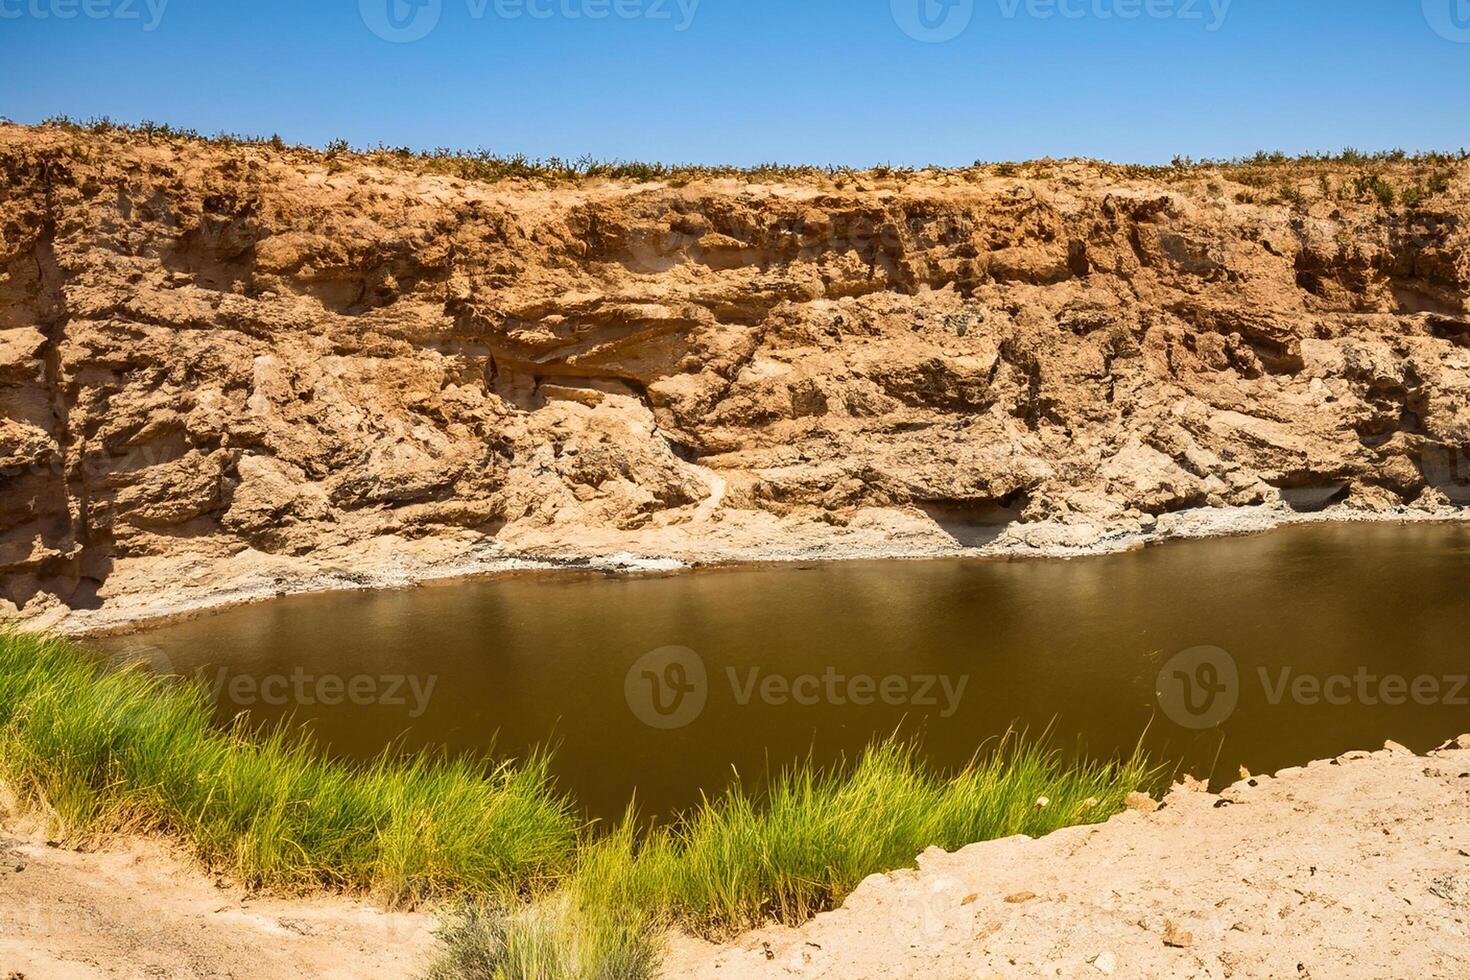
[101,523,1470,821]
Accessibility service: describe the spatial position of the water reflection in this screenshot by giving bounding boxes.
[101,522,1470,821]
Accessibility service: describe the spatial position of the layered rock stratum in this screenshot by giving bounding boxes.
[2,124,1468,629]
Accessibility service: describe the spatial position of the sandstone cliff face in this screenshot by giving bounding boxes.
[1,125,1468,626]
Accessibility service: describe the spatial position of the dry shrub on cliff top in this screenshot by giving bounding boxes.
[30,115,843,185]
[28,116,1466,193]
[0,631,577,903]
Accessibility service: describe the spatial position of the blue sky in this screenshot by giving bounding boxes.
[2,0,1468,165]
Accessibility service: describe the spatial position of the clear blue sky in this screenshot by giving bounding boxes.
[2,0,1467,166]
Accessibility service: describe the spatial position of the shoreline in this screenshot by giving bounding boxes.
[5,125,1469,653]
[17,501,1469,638]
[5,735,1468,979]
[666,735,1470,979]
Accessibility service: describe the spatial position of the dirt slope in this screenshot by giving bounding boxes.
[666,738,1470,980]
[2,125,1469,630]
[0,805,435,979]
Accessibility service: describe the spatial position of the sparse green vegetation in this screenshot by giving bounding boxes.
[1407,169,1457,208]
[21,116,1465,198]
[1354,173,1397,208]
[1272,183,1307,210]
[0,631,577,903]
[0,629,1157,979]
[428,889,662,980]
[1233,168,1275,189]
[29,114,852,185]
[431,736,1157,979]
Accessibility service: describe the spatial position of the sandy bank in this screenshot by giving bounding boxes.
[0,792,436,979]
[3,738,1468,978]
[666,736,1470,980]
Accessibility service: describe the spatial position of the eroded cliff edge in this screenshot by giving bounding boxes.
[2,125,1468,630]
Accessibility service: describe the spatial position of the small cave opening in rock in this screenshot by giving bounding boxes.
[1270,479,1352,513]
[664,438,701,464]
[917,490,1029,548]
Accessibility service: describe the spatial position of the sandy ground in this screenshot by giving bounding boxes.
[665,737,1470,980]
[0,802,437,979]
[2,738,1467,979]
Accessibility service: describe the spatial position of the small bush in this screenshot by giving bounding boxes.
[428,892,661,980]
[1354,173,1396,208]
[1274,183,1307,209]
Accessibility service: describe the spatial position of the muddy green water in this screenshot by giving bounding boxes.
[100,523,1470,821]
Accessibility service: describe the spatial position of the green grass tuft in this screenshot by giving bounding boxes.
[0,631,577,903]
[433,735,1157,978]
[427,891,662,980]
[0,630,1156,978]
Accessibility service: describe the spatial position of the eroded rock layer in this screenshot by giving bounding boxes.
[1,126,1468,625]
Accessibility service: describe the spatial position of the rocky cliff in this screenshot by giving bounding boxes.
[2,124,1468,628]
